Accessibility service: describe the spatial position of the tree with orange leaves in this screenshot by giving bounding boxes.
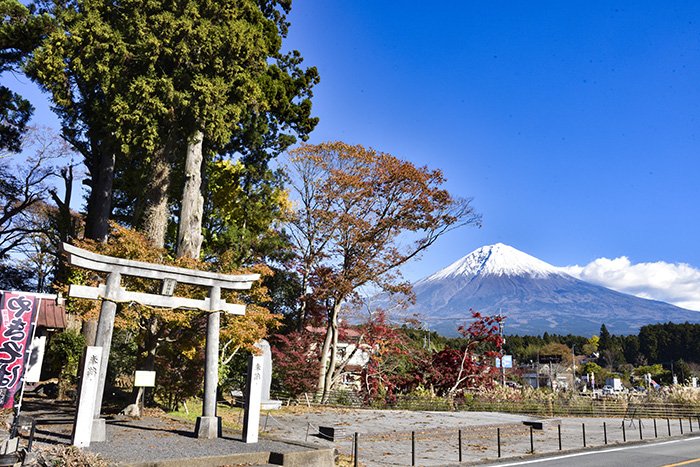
[285,141,481,401]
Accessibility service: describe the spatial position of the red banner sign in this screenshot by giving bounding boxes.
[0,292,39,408]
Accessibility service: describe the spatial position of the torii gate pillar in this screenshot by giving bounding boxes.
[195,286,221,438]
[91,271,121,441]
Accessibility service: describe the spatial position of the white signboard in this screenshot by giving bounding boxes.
[72,346,102,448]
[496,355,513,369]
[25,335,47,383]
[134,370,156,387]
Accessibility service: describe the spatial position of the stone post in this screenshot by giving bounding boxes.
[195,286,221,438]
[72,346,102,447]
[91,271,120,442]
[242,351,264,443]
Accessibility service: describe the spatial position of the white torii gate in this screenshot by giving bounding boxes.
[62,243,259,442]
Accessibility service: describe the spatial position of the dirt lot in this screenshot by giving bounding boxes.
[260,408,696,466]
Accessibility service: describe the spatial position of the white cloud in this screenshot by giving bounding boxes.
[559,257,700,312]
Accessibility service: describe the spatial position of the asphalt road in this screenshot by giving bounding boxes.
[484,435,700,467]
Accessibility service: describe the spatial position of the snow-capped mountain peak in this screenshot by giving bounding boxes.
[424,243,562,281]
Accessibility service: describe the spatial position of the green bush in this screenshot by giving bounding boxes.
[45,330,85,398]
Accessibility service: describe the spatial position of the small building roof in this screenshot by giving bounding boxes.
[37,299,67,329]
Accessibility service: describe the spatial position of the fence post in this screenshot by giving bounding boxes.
[622,421,626,442]
[530,426,534,454]
[353,432,359,467]
[411,431,416,466]
[582,423,586,448]
[558,424,562,451]
[497,427,501,458]
[458,429,462,463]
[654,419,657,438]
[603,422,607,445]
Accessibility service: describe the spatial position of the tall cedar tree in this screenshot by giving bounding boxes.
[0,0,52,152]
[28,0,316,379]
[27,0,318,247]
[286,142,481,401]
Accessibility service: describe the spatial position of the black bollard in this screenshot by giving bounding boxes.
[530,426,534,454]
[603,422,607,445]
[654,419,657,438]
[667,418,671,436]
[639,420,643,440]
[622,421,626,442]
[412,431,416,466]
[680,418,684,435]
[497,427,501,458]
[558,424,562,451]
[354,432,359,467]
[458,429,462,463]
[582,423,586,447]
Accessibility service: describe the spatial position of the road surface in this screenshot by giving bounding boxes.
[484,435,700,467]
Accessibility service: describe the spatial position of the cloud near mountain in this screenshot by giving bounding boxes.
[560,257,700,312]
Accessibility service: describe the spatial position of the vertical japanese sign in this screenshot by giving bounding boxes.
[72,346,102,447]
[242,353,264,443]
[0,291,39,408]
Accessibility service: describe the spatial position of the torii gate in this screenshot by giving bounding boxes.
[62,243,259,442]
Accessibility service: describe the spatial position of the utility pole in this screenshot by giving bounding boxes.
[498,314,505,386]
[572,344,576,390]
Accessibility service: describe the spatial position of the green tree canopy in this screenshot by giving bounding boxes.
[0,0,52,151]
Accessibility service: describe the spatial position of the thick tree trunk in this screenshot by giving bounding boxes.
[324,314,339,402]
[316,321,333,401]
[85,149,115,242]
[317,301,341,402]
[176,129,204,259]
[82,319,97,347]
[141,146,171,249]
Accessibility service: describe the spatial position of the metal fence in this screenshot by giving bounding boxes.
[270,389,700,418]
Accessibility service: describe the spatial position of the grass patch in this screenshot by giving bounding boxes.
[168,399,245,430]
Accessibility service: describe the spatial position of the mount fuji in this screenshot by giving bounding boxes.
[380,243,700,336]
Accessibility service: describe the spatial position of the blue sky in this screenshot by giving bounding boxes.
[5,2,700,308]
[282,2,700,292]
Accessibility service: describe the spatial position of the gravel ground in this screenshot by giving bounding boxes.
[259,408,700,466]
[16,396,700,466]
[19,396,314,466]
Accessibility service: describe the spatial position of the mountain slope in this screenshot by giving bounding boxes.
[386,244,700,336]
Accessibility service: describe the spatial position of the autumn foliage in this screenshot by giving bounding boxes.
[285,141,481,400]
[442,311,505,394]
